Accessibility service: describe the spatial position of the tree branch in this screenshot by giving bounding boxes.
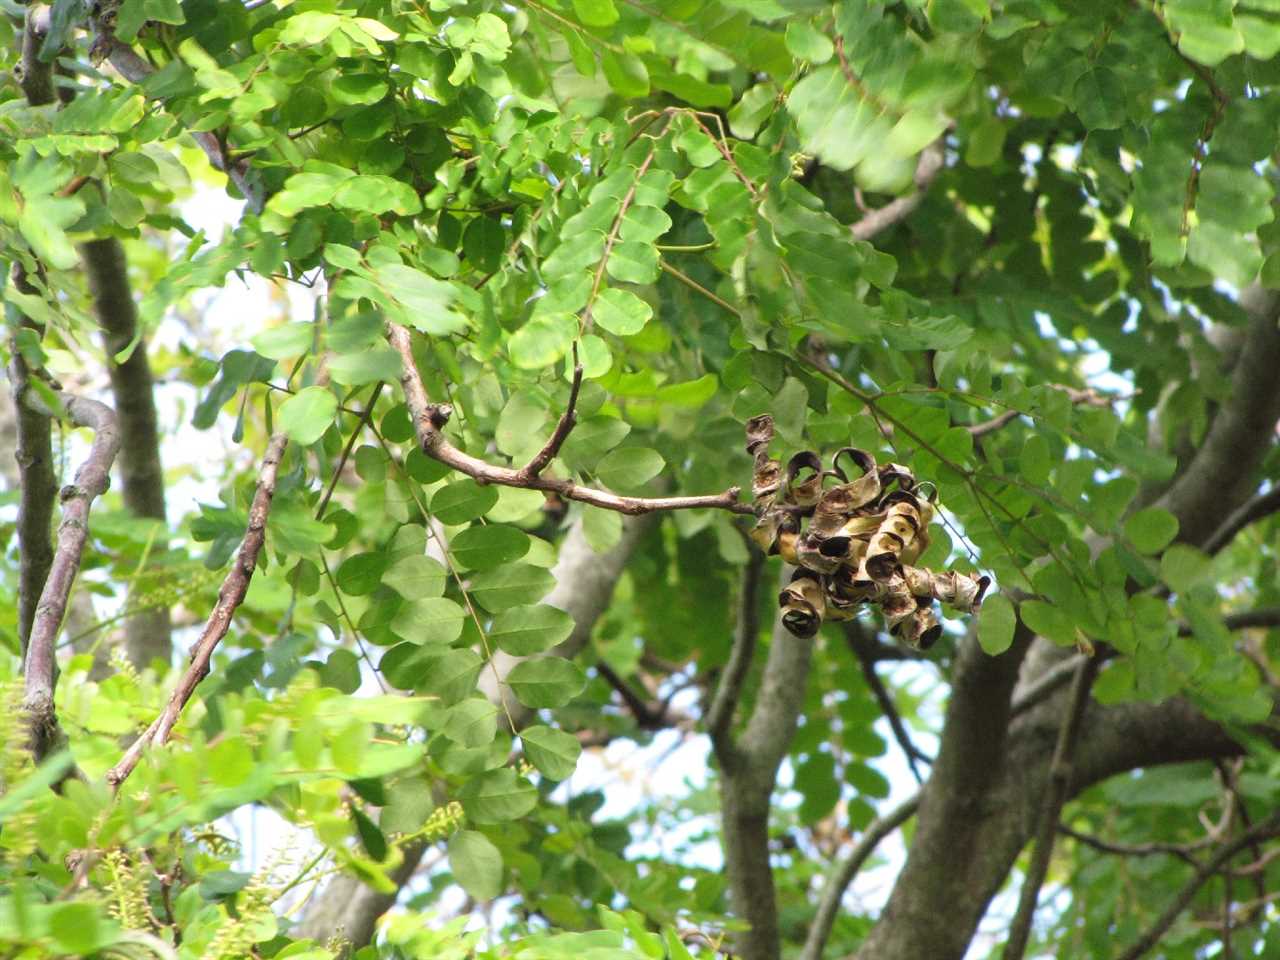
[20,391,120,761]
[851,141,945,242]
[107,433,288,788]
[595,661,692,731]
[389,322,748,515]
[800,796,919,960]
[8,280,57,657]
[81,237,171,667]
[1156,286,1280,548]
[1057,823,1209,865]
[846,621,931,781]
[17,5,55,107]
[1003,654,1101,960]
[518,359,582,480]
[1202,485,1280,556]
[1115,810,1280,960]
[706,548,765,751]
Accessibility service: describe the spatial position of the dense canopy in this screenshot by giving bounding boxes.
[3,1,1280,959]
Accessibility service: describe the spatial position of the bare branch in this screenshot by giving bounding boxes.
[1156,286,1280,548]
[519,359,582,480]
[968,386,1114,439]
[706,548,766,750]
[1116,810,1280,960]
[1178,606,1280,636]
[316,381,384,521]
[850,141,945,242]
[389,322,749,515]
[107,434,289,788]
[800,796,919,960]
[846,621,931,781]
[1202,485,1280,556]
[8,291,57,655]
[1004,653,1100,960]
[17,5,55,106]
[595,661,694,731]
[21,391,120,761]
[81,237,171,667]
[1057,824,1210,865]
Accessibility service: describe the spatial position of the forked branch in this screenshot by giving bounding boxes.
[21,391,120,761]
[388,323,749,515]
[107,433,289,788]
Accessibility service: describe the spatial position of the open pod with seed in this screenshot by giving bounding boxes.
[744,417,993,648]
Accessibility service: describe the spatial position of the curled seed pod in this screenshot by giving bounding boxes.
[897,604,943,650]
[745,414,775,456]
[780,570,825,639]
[880,580,918,637]
[824,581,860,622]
[784,451,826,506]
[749,511,781,554]
[900,565,990,612]
[752,453,782,501]
[796,530,847,574]
[878,462,917,495]
[865,492,923,581]
[830,447,876,484]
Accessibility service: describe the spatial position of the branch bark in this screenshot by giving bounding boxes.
[20,391,120,761]
[800,796,919,960]
[1002,654,1100,960]
[107,434,288,788]
[389,322,748,516]
[81,238,171,667]
[1115,810,1280,960]
[716,565,817,960]
[706,547,765,748]
[850,142,945,242]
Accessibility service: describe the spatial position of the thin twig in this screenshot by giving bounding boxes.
[1057,824,1210,865]
[20,392,121,761]
[107,434,289,788]
[519,358,582,480]
[1004,654,1101,960]
[846,622,931,781]
[706,549,766,751]
[388,322,749,515]
[799,796,920,960]
[850,141,945,242]
[315,381,384,520]
[594,661,690,730]
[1202,486,1280,556]
[1116,810,1280,960]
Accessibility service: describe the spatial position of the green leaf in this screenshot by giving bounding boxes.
[450,525,531,571]
[448,830,504,901]
[390,597,468,646]
[505,657,587,708]
[562,416,631,472]
[375,263,467,335]
[457,768,538,823]
[593,288,652,336]
[328,346,401,386]
[572,0,618,27]
[606,242,660,284]
[1160,544,1211,594]
[469,563,556,611]
[1072,68,1126,130]
[336,553,385,596]
[1124,508,1180,555]
[443,697,499,747]
[489,604,575,655]
[596,447,664,491]
[509,313,577,369]
[251,323,314,360]
[384,554,447,599]
[600,49,649,98]
[785,21,834,63]
[280,386,337,445]
[1021,599,1078,647]
[520,724,582,780]
[415,649,485,705]
[48,903,117,955]
[1019,435,1051,486]
[977,594,1016,656]
[432,479,499,524]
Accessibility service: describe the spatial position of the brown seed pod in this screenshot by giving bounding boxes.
[745,414,775,456]
[865,491,923,582]
[784,451,826,507]
[780,569,825,639]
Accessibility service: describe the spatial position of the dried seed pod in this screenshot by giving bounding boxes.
[897,604,943,650]
[751,509,799,559]
[828,448,883,513]
[780,570,825,639]
[900,565,990,612]
[795,530,847,574]
[878,462,917,495]
[784,451,826,506]
[745,414,775,456]
[865,492,923,582]
[829,559,880,604]
[752,453,782,501]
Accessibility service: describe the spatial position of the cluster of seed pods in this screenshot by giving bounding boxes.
[745,415,990,649]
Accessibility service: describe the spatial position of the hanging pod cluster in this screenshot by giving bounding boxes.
[745,415,990,649]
